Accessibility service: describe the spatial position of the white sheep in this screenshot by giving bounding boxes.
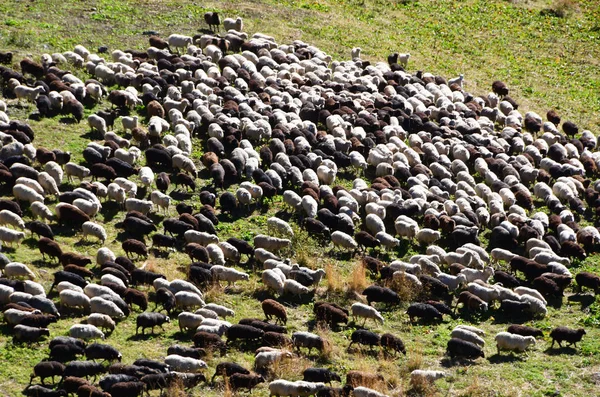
[375,231,400,249]
[206,244,226,267]
[195,308,219,319]
[12,184,44,204]
[59,290,91,311]
[14,85,45,103]
[211,265,249,286]
[283,279,310,296]
[267,217,294,237]
[495,332,536,354]
[87,114,107,136]
[416,228,441,245]
[0,210,25,229]
[175,291,205,310]
[107,183,126,206]
[262,269,285,294]
[87,313,116,333]
[203,303,234,318]
[164,354,207,373]
[454,325,486,336]
[125,198,153,215]
[172,154,198,176]
[96,247,116,266]
[283,190,302,211]
[69,324,105,340]
[365,213,385,235]
[138,167,154,187]
[65,162,90,181]
[44,161,63,185]
[4,308,41,325]
[436,273,467,291]
[331,231,358,251]
[467,282,499,303]
[460,267,494,283]
[184,230,219,246]
[518,294,547,317]
[217,241,240,264]
[84,284,119,300]
[196,323,228,336]
[90,296,125,319]
[56,281,84,294]
[514,286,547,305]
[4,262,35,279]
[37,172,60,196]
[115,177,138,197]
[394,215,419,239]
[254,350,293,370]
[353,386,390,397]
[168,34,193,53]
[81,221,107,243]
[301,195,318,218]
[73,198,101,218]
[121,115,138,132]
[169,279,204,298]
[410,370,446,385]
[23,280,45,297]
[223,17,243,31]
[254,234,291,252]
[101,274,125,289]
[178,311,205,332]
[451,327,485,347]
[491,248,517,263]
[150,190,171,213]
[351,302,384,325]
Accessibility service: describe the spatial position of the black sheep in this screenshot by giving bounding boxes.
[226,237,254,256]
[20,314,58,328]
[560,240,586,260]
[26,221,54,240]
[229,373,265,392]
[380,333,406,355]
[22,385,67,397]
[549,326,586,348]
[123,288,147,311]
[362,285,400,307]
[226,324,264,345]
[407,303,443,323]
[163,218,194,237]
[99,374,139,392]
[446,338,484,360]
[355,231,380,251]
[49,343,85,363]
[153,288,176,315]
[13,325,50,344]
[314,303,348,328]
[348,329,380,350]
[122,216,156,238]
[131,269,164,286]
[167,345,206,360]
[499,299,531,316]
[493,270,520,288]
[49,337,86,351]
[30,361,65,385]
[532,276,563,299]
[219,191,237,214]
[62,360,107,381]
[507,324,544,338]
[121,239,148,259]
[185,243,209,263]
[38,237,62,262]
[192,331,227,354]
[132,359,169,373]
[262,332,293,347]
[211,362,250,382]
[575,271,600,294]
[156,172,170,193]
[237,318,286,334]
[135,312,170,335]
[85,343,122,362]
[303,368,341,384]
[107,381,146,397]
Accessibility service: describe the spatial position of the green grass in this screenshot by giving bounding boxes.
[0,0,599,396]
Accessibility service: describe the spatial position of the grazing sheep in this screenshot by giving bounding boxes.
[495,332,536,354]
[87,313,116,333]
[451,327,485,347]
[5,262,36,279]
[410,370,446,385]
[136,312,170,335]
[69,324,105,340]
[446,338,484,360]
[262,299,287,324]
[164,354,207,373]
[292,331,326,355]
[13,324,50,344]
[351,302,384,325]
[549,327,586,348]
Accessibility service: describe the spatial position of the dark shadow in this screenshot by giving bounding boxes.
[32,258,61,269]
[127,332,166,342]
[150,248,171,259]
[251,288,278,302]
[544,346,579,356]
[440,356,481,367]
[487,353,525,364]
[346,346,380,358]
[567,293,596,310]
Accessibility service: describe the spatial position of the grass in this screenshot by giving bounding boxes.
[0,0,599,396]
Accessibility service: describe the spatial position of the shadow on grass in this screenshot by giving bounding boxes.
[567,293,596,310]
[544,346,579,356]
[487,353,525,364]
[440,357,481,367]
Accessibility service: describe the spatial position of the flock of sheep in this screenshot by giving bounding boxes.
[0,10,598,397]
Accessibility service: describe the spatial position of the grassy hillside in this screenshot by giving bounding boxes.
[0,0,599,396]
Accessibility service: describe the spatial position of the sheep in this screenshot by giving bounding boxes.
[13,324,50,344]
[575,272,600,294]
[96,247,116,266]
[5,262,36,279]
[60,290,91,311]
[416,228,441,245]
[30,361,66,385]
[254,234,291,252]
[451,327,485,347]
[351,302,384,325]
[136,312,170,335]
[125,199,153,215]
[303,368,342,385]
[331,231,358,251]
[90,296,125,319]
[211,266,249,287]
[549,327,586,348]
[223,17,243,32]
[495,332,536,355]
[410,370,446,385]
[88,115,107,136]
[13,184,44,204]
[0,225,25,247]
[82,221,107,243]
[267,217,294,237]
[507,324,544,338]
[292,331,326,354]
[175,291,205,310]
[262,299,287,324]
[164,355,207,373]
[87,313,116,333]
[446,338,484,360]
[352,386,390,397]
[283,279,310,296]
[69,324,105,340]
[0,210,25,229]
[262,270,285,294]
[178,312,206,333]
[436,272,467,291]
[65,163,90,182]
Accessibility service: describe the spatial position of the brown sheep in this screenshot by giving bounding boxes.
[146,100,164,118]
[38,237,62,263]
[261,299,287,325]
[345,371,385,389]
[122,239,148,259]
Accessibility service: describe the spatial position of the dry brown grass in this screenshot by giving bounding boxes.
[325,262,343,293]
[164,377,186,397]
[348,261,367,292]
